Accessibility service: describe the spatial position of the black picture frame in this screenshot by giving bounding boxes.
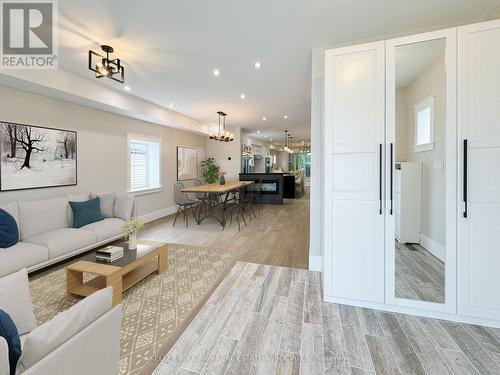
[0,121,78,191]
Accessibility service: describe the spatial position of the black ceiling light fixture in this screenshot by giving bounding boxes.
[88,45,125,83]
[209,111,234,142]
[284,130,293,153]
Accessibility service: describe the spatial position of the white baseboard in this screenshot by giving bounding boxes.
[309,255,323,272]
[457,314,500,329]
[324,294,457,321]
[324,294,500,329]
[138,205,178,224]
[420,233,445,262]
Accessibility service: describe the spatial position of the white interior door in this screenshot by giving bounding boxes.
[458,20,500,323]
[385,28,457,314]
[323,42,385,303]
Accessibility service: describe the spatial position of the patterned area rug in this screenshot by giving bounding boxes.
[28,243,240,375]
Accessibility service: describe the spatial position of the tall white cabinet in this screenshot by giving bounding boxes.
[458,20,500,324]
[323,42,385,304]
[322,19,500,327]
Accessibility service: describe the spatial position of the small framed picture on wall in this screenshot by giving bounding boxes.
[177,146,198,181]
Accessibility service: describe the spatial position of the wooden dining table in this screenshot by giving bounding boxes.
[182,180,254,228]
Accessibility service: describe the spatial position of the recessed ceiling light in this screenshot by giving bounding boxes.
[213,69,220,76]
[240,94,246,99]
[257,130,261,133]
[169,104,174,108]
[124,85,131,91]
[270,138,273,141]
[254,61,262,69]
[283,115,288,119]
[264,135,268,138]
[262,117,267,121]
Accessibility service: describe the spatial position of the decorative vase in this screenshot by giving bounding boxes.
[129,234,137,250]
[220,175,225,185]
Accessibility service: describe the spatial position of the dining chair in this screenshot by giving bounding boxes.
[173,182,199,227]
[192,179,207,217]
[254,180,263,211]
[239,185,257,221]
[225,190,247,231]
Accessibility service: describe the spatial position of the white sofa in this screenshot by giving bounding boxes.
[0,269,121,375]
[0,193,134,277]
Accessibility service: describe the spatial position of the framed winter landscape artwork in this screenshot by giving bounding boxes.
[177,146,198,181]
[0,121,77,191]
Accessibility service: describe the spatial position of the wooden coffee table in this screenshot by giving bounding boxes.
[66,240,168,306]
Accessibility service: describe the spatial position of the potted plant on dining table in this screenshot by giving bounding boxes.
[201,157,220,183]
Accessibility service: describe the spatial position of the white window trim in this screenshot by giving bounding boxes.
[413,95,435,153]
[127,133,163,195]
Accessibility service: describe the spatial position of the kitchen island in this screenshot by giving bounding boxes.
[239,173,292,204]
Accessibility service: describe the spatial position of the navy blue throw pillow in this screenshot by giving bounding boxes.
[0,309,21,375]
[69,198,104,228]
[0,208,19,249]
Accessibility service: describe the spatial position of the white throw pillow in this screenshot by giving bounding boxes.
[113,194,135,220]
[91,192,116,218]
[17,197,68,240]
[0,269,37,335]
[16,287,112,372]
[66,194,90,227]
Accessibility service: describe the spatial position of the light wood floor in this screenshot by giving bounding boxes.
[140,190,310,270]
[154,262,500,375]
[395,241,445,303]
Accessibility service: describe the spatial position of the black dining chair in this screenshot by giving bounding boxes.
[173,182,199,227]
[225,190,247,231]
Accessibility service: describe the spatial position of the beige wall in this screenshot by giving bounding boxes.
[0,85,206,217]
[205,126,241,181]
[395,56,445,247]
[395,87,408,161]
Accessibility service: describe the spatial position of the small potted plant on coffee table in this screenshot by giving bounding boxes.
[123,218,145,250]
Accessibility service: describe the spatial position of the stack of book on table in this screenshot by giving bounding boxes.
[96,246,124,263]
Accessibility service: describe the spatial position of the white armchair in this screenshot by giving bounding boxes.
[0,269,121,375]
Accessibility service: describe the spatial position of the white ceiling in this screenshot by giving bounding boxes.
[396,39,446,88]
[57,0,500,142]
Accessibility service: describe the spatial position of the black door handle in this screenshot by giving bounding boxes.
[379,143,383,215]
[463,139,468,218]
[390,143,393,215]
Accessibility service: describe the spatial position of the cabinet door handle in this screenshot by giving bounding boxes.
[379,143,383,215]
[390,143,393,215]
[463,139,468,218]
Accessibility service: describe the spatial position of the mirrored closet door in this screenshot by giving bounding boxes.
[385,29,457,313]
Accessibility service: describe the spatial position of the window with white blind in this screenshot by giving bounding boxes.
[413,95,435,152]
[128,135,162,193]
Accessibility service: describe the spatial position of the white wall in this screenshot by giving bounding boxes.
[205,126,241,181]
[396,56,446,247]
[309,47,324,268]
[0,69,207,134]
[0,85,206,218]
